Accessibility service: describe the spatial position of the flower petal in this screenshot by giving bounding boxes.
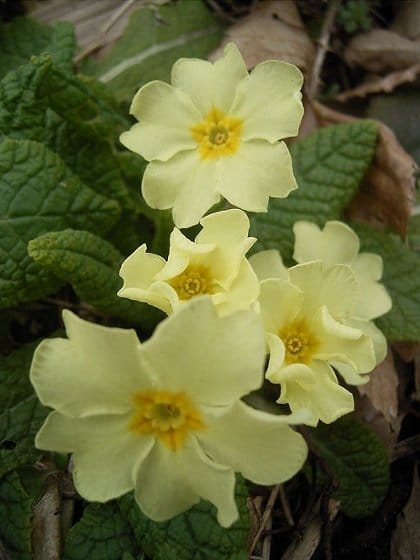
[249,249,288,281]
[352,253,392,319]
[214,259,260,316]
[142,151,221,228]
[134,437,237,527]
[314,306,376,373]
[288,262,357,319]
[279,362,354,425]
[120,81,200,161]
[216,141,297,211]
[198,401,308,485]
[118,244,172,312]
[259,279,303,333]
[231,60,303,142]
[293,221,360,266]
[140,297,265,406]
[36,411,154,502]
[30,311,151,417]
[196,209,256,286]
[171,43,248,115]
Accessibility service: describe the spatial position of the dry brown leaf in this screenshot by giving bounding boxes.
[31,475,62,560]
[210,0,315,74]
[354,391,402,449]
[391,464,420,560]
[392,342,420,363]
[357,349,399,422]
[391,0,420,41]
[302,101,417,236]
[334,63,420,102]
[344,29,420,74]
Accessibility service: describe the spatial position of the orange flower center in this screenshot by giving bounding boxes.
[191,107,243,160]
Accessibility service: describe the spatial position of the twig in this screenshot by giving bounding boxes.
[249,485,280,555]
[306,0,342,99]
[74,0,137,63]
[279,484,294,526]
[390,433,420,462]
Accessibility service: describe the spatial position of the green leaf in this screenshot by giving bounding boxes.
[0,138,120,308]
[82,0,223,102]
[0,58,141,254]
[0,396,48,478]
[0,341,37,410]
[119,476,249,560]
[306,415,390,518]
[351,222,420,341]
[28,229,163,331]
[63,502,138,560]
[0,17,76,80]
[0,470,34,560]
[250,121,378,262]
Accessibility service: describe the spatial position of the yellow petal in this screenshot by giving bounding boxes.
[30,310,150,417]
[293,221,360,266]
[352,253,392,319]
[120,81,200,161]
[259,279,303,333]
[198,401,308,485]
[249,249,288,281]
[142,151,221,228]
[134,436,238,527]
[216,140,297,211]
[171,42,247,115]
[214,259,260,316]
[231,60,304,142]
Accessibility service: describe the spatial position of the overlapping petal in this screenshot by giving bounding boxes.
[142,150,221,229]
[135,437,237,527]
[249,249,288,281]
[216,141,297,211]
[141,298,265,406]
[199,401,308,485]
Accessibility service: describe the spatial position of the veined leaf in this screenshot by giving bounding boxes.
[250,121,378,262]
[0,341,37,410]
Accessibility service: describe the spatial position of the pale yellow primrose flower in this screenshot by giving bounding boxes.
[258,262,377,425]
[293,221,392,321]
[120,43,304,228]
[30,298,308,527]
[118,209,259,316]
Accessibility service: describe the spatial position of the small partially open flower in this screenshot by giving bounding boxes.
[30,299,308,527]
[118,209,259,316]
[120,43,304,228]
[258,262,377,425]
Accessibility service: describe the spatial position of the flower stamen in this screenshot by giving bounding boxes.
[169,266,214,300]
[191,107,243,160]
[129,390,205,451]
[279,322,319,365]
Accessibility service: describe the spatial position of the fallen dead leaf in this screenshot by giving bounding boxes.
[344,29,420,74]
[302,101,416,236]
[354,391,402,449]
[391,464,420,560]
[32,475,61,560]
[210,0,315,74]
[391,0,420,41]
[358,349,399,422]
[334,63,420,102]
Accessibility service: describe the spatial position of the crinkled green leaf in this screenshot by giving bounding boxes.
[118,475,249,560]
[0,17,76,79]
[0,139,120,308]
[351,222,420,341]
[82,0,223,102]
[0,396,48,478]
[63,502,138,560]
[0,341,37,410]
[0,58,141,254]
[0,470,34,560]
[250,121,378,262]
[306,416,390,518]
[28,229,163,331]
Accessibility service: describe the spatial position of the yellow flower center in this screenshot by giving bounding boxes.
[279,321,319,365]
[191,107,243,160]
[129,389,205,451]
[169,266,215,300]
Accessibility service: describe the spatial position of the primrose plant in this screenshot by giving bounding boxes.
[30,44,391,527]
